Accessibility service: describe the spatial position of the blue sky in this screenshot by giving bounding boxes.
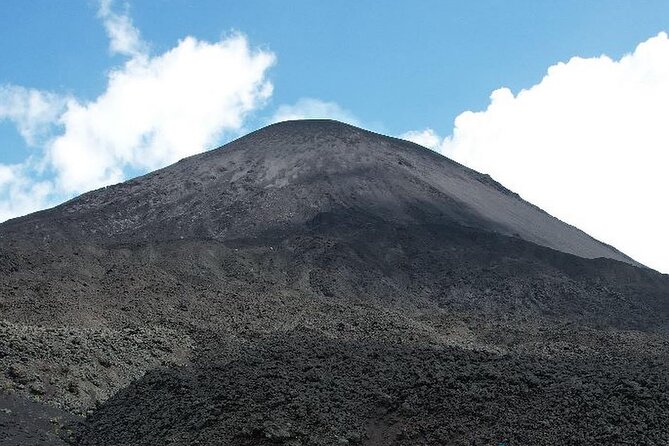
[3,1,669,133]
[1,1,668,272]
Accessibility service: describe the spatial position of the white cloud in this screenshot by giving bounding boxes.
[399,128,442,151]
[0,86,64,219]
[0,163,54,223]
[270,98,359,125]
[406,32,669,273]
[98,0,147,58]
[0,0,275,218]
[0,85,66,146]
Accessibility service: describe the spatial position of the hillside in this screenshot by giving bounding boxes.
[1,120,667,445]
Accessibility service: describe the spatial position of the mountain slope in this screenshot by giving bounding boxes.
[1,120,637,265]
[0,120,667,445]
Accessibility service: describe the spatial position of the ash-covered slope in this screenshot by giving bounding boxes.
[1,120,668,445]
[1,119,636,265]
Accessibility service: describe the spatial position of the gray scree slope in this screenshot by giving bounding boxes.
[2,119,636,265]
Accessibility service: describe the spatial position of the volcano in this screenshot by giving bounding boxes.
[1,120,668,445]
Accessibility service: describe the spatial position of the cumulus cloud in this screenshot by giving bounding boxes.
[0,0,275,218]
[0,163,53,222]
[0,86,64,218]
[0,85,67,146]
[399,128,442,151]
[405,32,669,273]
[269,98,359,125]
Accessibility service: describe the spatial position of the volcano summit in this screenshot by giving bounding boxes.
[1,120,668,445]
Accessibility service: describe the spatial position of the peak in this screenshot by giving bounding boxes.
[246,119,366,140]
[265,119,359,130]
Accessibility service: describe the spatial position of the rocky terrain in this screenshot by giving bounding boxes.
[1,120,668,445]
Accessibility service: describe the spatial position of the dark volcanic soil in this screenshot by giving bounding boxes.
[1,120,668,445]
[0,392,80,445]
[76,332,669,446]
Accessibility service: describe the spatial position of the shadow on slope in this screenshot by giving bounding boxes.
[74,330,669,446]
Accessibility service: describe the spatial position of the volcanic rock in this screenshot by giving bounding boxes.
[1,120,667,445]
